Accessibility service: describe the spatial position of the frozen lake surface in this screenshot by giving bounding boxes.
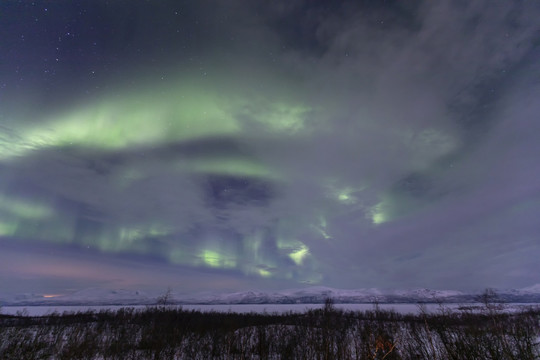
[2,303,539,316]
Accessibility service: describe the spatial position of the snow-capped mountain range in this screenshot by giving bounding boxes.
[2,285,540,306]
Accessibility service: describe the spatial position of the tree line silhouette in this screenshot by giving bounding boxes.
[0,297,539,359]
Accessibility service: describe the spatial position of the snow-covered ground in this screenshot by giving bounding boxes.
[2,302,538,316]
[2,284,540,311]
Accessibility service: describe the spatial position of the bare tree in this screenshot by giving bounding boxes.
[156,286,172,306]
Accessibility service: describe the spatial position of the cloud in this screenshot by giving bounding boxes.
[1,0,540,292]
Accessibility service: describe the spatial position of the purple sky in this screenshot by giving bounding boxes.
[1,0,540,297]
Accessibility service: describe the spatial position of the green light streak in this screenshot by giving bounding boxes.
[0,195,54,219]
[370,199,390,225]
[371,208,387,225]
[3,76,311,161]
[324,180,367,205]
[201,249,221,268]
[93,232,142,254]
[243,231,264,263]
[257,268,272,278]
[0,221,17,236]
[319,215,327,229]
[311,225,331,239]
[369,193,416,225]
[90,223,173,253]
[119,227,143,243]
[3,216,73,243]
[179,156,280,179]
[277,237,312,265]
[289,244,310,266]
[147,225,172,237]
[23,86,241,152]
[199,249,237,269]
[335,187,362,204]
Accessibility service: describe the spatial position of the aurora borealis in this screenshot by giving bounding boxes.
[1,0,540,297]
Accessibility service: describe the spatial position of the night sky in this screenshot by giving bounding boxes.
[1,0,540,297]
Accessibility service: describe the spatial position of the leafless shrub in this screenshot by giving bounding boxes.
[0,301,538,359]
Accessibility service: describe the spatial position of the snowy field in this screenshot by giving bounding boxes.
[2,303,538,316]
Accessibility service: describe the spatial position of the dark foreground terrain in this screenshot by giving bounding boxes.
[1,301,539,359]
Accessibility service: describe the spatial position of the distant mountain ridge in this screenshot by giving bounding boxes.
[2,285,540,306]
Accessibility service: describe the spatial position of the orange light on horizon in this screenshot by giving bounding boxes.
[43,294,63,298]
